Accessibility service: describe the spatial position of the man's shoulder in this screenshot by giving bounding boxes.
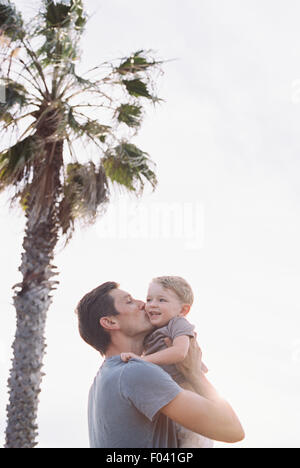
[121,358,174,385]
[92,358,167,393]
[122,358,164,376]
[120,359,181,404]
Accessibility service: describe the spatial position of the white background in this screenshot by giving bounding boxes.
[1,0,300,448]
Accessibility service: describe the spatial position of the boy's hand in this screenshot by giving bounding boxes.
[121,352,141,362]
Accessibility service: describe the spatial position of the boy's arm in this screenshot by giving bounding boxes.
[142,335,190,365]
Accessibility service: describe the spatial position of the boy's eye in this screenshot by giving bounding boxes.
[159,298,166,302]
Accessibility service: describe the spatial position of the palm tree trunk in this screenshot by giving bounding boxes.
[5,140,63,448]
[5,206,59,448]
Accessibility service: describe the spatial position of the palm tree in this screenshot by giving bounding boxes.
[0,0,164,448]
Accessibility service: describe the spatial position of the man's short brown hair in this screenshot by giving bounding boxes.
[76,282,119,355]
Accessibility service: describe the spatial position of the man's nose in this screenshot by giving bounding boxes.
[138,301,145,310]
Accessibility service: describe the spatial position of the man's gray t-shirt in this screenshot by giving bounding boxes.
[88,356,182,448]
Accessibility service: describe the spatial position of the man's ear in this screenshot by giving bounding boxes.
[179,304,191,317]
[99,316,120,331]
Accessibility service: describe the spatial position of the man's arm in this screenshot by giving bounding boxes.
[161,337,245,443]
[160,387,244,443]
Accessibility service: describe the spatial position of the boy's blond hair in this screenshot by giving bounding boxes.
[152,276,194,306]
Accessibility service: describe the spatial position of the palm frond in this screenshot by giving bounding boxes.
[58,161,109,237]
[116,50,162,75]
[39,32,76,67]
[115,104,143,128]
[80,119,110,139]
[34,0,86,86]
[67,107,111,143]
[0,1,24,41]
[70,0,86,30]
[122,78,152,99]
[18,40,51,99]
[43,1,72,29]
[68,63,94,87]
[0,135,41,189]
[102,142,157,195]
[42,0,86,29]
[0,110,13,124]
[0,79,27,114]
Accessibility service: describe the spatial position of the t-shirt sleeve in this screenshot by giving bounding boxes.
[120,359,182,421]
[167,317,195,341]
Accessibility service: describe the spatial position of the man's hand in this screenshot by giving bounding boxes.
[176,335,203,380]
[164,335,208,378]
[121,352,141,362]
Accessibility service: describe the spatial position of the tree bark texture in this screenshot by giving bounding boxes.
[5,140,63,448]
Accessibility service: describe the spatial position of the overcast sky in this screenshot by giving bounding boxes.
[1,0,300,448]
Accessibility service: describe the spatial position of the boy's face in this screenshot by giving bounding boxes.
[145,282,189,328]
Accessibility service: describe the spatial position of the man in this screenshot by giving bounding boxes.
[76,282,244,448]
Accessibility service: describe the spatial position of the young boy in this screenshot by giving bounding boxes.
[121,276,214,449]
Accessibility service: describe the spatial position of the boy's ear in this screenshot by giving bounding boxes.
[179,304,191,317]
[99,316,120,331]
